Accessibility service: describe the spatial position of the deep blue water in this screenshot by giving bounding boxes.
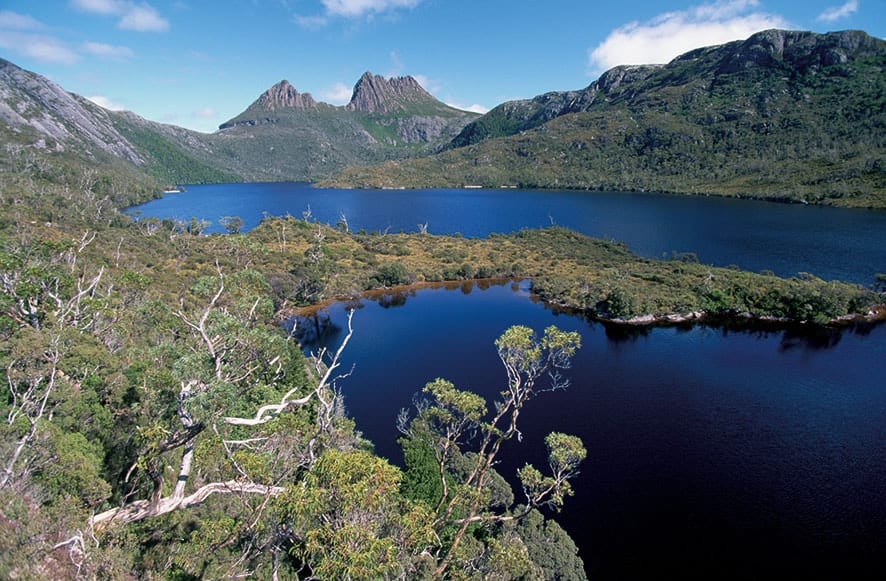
[298,281,886,580]
[130,183,886,578]
[127,182,886,284]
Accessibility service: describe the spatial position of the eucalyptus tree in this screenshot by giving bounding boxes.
[398,324,586,578]
[85,265,364,577]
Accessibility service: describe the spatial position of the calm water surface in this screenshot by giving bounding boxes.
[131,183,886,578]
[298,281,886,580]
[127,182,886,284]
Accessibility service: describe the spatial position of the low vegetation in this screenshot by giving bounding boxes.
[2,29,884,576]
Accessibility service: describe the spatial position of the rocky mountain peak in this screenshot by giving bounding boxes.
[716,29,882,74]
[346,72,435,113]
[256,80,318,111]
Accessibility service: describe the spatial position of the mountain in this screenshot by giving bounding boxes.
[214,72,480,181]
[323,30,886,208]
[0,62,480,195]
[0,57,242,206]
[4,30,883,207]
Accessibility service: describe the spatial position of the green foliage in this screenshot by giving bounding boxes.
[371,261,411,287]
[400,432,447,506]
[514,509,587,580]
[111,119,242,185]
[398,327,586,578]
[1,89,882,579]
[36,428,111,506]
[278,449,435,579]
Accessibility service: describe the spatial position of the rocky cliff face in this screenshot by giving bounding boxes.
[218,80,323,129]
[255,80,318,111]
[0,58,145,164]
[345,72,437,113]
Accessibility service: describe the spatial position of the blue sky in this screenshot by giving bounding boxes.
[1,1,881,133]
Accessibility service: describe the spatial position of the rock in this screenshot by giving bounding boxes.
[346,72,436,114]
[255,80,318,111]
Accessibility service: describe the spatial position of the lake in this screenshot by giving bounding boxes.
[127,182,886,285]
[297,281,886,580]
[130,183,886,578]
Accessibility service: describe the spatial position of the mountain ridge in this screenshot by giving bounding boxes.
[1,29,883,207]
[0,64,480,186]
[324,29,886,208]
[450,29,883,148]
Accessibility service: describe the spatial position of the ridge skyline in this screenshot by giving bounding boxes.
[2,0,881,134]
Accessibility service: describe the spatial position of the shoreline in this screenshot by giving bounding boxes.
[282,278,886,330]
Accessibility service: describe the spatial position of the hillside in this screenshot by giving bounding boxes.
[323,30,886,208]
[0,62,479,192]
[0,57,242,205]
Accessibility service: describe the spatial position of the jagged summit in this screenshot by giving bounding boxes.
[255,80,318,111]
[346,72,437,113]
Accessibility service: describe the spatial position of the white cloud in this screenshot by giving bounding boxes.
[320,82,354,105]
[70,0,169,32]
[0,11,78,64]
[82,41,134,60]
[587,0,790,74]
[413,74,442,94]
[321,0,421,18]
[445,101,489,114]
[0,30,79,64]
[118,3,168,31]
[0,10,44,30]
[88,95,125,110]
[816,0,859,22]
[71,0,121,15]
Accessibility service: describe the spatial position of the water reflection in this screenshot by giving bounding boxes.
[292,280,875,355]
[289,280,886,580]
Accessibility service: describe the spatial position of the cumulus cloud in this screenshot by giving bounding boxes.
[816,0,859,22]
[82,41,134,60]
[320,82,354,105]
[70,0,169,32]
[321,0,422,18]
[87,95,126,110]
[588,0,790,74]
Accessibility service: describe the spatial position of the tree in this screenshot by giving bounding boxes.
[90,267,357,538]
[398,325,586,578]
[276,448,437,579]
[219,215,244,234]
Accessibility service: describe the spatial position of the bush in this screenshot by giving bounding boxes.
[370,262,410,287]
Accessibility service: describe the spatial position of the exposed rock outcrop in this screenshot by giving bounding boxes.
[0,58,145,164]
[255,80,319,111]
[346,72,436,113]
